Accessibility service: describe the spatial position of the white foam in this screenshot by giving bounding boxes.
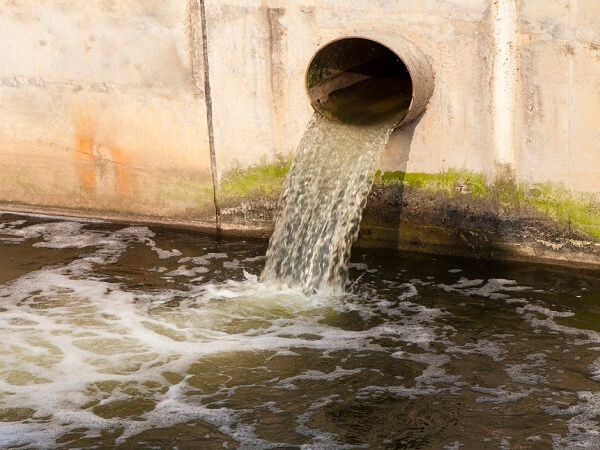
[504,353,548,385]
[446,339,507,362]
[516,304,575,318]
[276,366,364,390]
[438,278,531,300]
[178,253,228,265]
[242,255,265,262]
[223,259,241,269]
[443,442,464,450]
[348,263,377,273]
[589,357,600,382]
[165,265,210,277]
[398,283,418,301]
[471,385,538,404]
[545,391,600,448]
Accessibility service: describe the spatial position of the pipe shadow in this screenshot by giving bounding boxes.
[358,118,418,247]
[357,115,597,267]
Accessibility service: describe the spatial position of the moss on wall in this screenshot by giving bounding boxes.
[213,160,600,241]
[374,169,489,198]
[219,158,291,201]
[374,170,600,240]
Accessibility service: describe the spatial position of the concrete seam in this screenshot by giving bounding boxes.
[198,0,222,236]
[566,0,576,234]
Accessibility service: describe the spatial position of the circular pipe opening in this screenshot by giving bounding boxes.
[306,38,413,125]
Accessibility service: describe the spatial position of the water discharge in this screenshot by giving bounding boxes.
[261,113,401,292]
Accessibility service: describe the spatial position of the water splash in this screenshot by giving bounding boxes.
[261,113,399,292]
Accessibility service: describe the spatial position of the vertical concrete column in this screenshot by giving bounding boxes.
[491,0,518,168]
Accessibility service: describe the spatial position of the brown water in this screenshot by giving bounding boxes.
[1,213,600,448]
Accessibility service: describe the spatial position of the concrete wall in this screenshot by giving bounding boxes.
[1,0,599,266]
[0,1,214,221]
[516,0,600,193]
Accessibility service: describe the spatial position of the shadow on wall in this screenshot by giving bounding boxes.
[358,118,416,246]
[357,117,600,268]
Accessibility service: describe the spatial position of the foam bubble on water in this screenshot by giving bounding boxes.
[357,351,460,401]
[498,439,511,450]
[223,259,241,269]
[276,366,364,390]
[5,215,600,447]
[348,262,377,273]
[518,311,600,345]
[0,219,26,227]
[443,442,465,450]
[0,222,339,446]
[516,304,575,318]
[0,237,23,243]
[545,391,600,448]
[112,383,284,448]
[398,283,419,301]
[0,220,183,269]
[242,255,265,262]
[446,339,507,362]
[0,221,85,245]
[471,385,538,404]
[150,246,183,259]
[588,357,600,382]
[504,353,548,385]
[439,278,531,300]
[178,253,228,266]
[438,277,484,292]
[0,277,338,446]
[165,265,210,277]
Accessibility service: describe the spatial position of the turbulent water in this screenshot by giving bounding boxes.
[2,213,600,448]
[261,114,399,292]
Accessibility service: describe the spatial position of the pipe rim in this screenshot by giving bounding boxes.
[305,35,419,126]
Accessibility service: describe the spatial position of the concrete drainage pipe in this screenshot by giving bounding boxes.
[306,34,434,126]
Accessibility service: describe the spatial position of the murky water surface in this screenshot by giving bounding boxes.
[1,213,600,449]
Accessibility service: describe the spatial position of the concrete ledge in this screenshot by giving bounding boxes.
[3,198,600,275]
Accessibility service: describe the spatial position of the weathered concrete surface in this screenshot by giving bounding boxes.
[0,1,214,220]
[0,0,599,267]
[213,164,600,269]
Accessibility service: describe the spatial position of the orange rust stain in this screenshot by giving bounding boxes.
[73,109,98,194]
[74,136,96,193]
[73,109,136,197]
[106,146,135,195]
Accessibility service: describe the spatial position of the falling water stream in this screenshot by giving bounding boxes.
[261,113,400,292]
